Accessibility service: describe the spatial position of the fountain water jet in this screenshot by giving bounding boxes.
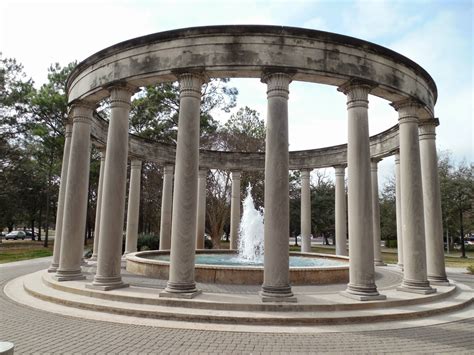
[237,184,264,263]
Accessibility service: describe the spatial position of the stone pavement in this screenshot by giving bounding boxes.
[1,257,473,354]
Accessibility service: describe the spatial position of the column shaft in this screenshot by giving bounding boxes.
[124,159,142,255]
[371,159,385,265]
[392,99,435,294]
[230,171,241,250]
[195,169,206,249]
[261,72,295,302]
[161,73,205,298]
[334,166,347,256]
[395,153,403,268]
[419,119,448,284]
[48,123,73,272]
[54,104,93,281]
[90,150,105,261]
[88,86,134,290]
[338,80,384,300]
[159,165,174,250]
[300,169,312,253]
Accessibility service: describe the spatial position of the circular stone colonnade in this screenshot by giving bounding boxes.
[42,25,453,312]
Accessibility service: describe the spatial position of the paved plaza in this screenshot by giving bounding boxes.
[1,257,473,354]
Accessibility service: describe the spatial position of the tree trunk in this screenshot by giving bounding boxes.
[38,203,42,241]
[44,191,50,247]
[460,209,466,258]
[31,219,35,241]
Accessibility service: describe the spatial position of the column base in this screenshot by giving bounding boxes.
[340,290,386,301]
[260,285,297,303]
[86,275,129,291]
[47,263,59,273]
[374,260,387,266]
[53,269,86,282]
[88,255,97,261]
[159,289,202,299]
[398,279,436,294]
[428,274,450,286]
[159,281,201,299]
[343,284,386,301]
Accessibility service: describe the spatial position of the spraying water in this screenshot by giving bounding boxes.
[237,184,264,263]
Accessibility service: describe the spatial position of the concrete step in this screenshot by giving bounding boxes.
[20,270,474,326]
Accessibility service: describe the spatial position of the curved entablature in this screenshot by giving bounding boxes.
[68,25,436,119]
[91,113,399,170]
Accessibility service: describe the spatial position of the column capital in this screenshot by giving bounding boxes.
[108,84,136,109]
[163,165,174,175]
[70,101,95,125]
[338,79,376,109]
[64,122,73,138]
[300,169,311,179]
[177,72,207,99]
[334,164,347,175]
[394,152,400,164]
[418,118,439,141]
[130,159,142,169]
[370,158,382,171]
[261,72,292,99]
[231,170,241,179]
[390,98,423,125]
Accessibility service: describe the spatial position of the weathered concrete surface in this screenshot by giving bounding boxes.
[68,26,436,120]
[92,112,399,171]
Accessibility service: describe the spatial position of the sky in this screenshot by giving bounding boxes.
[1,0,472,186]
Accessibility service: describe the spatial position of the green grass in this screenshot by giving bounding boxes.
[289,244,473,268]
[0,249,53,263]
[0,240,54,263]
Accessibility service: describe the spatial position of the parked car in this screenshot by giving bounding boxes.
[25,230,35,240]
[5,231,26,240]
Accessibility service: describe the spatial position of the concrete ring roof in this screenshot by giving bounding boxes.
[68,25,436,119]
[71,25,439,169]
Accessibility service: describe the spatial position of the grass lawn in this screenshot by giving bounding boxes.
[0,240,54,264]
[289,244,474,271]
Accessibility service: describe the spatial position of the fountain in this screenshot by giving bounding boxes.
[238,185,265,263]
[126,185,349,285]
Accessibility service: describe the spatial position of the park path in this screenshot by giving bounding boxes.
[1,257,473,354]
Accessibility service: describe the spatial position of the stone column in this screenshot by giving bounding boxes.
[54,103,94,281]
[230,170,241,250]
[48,122,73,272]
[90,149,106,261]
[124,159,142,255]
[88,85,135,290]
[391,99,435,294]
[261,72,295,302]
[300,169,312,253]
[371,159,385,266]
[395,152,403,268]
[159,165,174,250]
[160,73,205,298]
[195,168,206,249]
[334,165,347,256]
[419,118,448,284]
[338,80,385,300]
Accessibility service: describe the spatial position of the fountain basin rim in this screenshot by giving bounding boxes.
[126,250,349,271]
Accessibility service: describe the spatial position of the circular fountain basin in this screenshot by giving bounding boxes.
[126,250,349,285]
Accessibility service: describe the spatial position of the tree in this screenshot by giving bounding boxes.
[439,153,473,257]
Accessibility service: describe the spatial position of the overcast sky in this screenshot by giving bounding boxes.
[1,0,472,185]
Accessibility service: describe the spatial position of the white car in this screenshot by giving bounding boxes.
[5,231,26,240]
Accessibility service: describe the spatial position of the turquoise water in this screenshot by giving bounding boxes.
[145,253,346,267]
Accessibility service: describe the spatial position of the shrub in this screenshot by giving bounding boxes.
[204,238,213,249]
[386,239,397,248]
[467,264,474,274]
[137,234,160,251]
